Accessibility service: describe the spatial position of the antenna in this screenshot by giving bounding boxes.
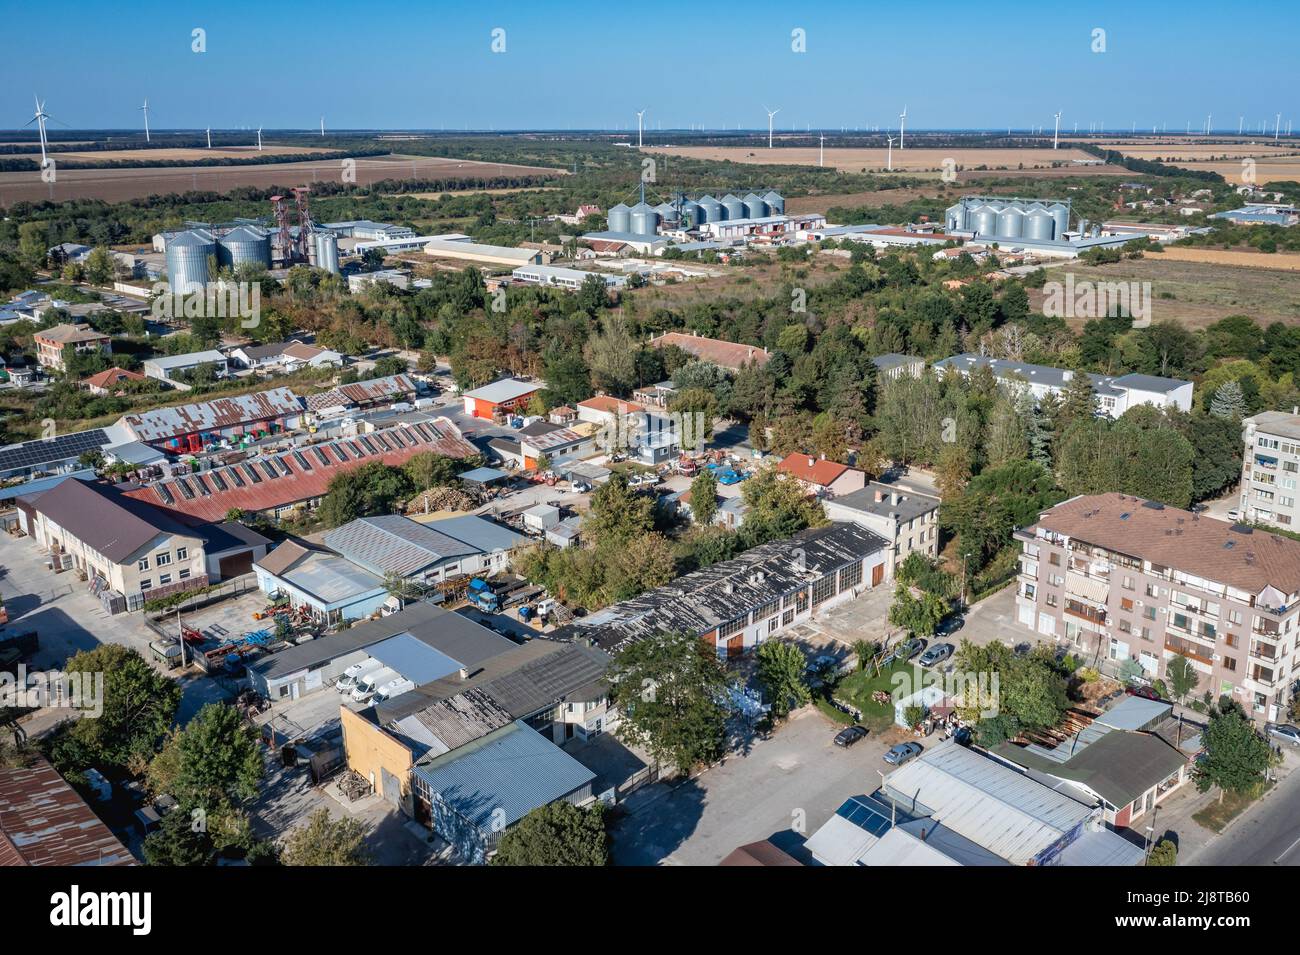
[139,98,151,143]
[635,109,646,148]
[763,106,780,149]
[24,95,51,167]
[898,105,907,149]
[1052,111,1062,150]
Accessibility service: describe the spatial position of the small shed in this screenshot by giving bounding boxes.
[459,466,509,487]
[522,503,561,533]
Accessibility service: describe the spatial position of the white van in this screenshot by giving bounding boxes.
[351,667,399,703]
[337,657,383,693]
[372,676,415,704]
[390,401,414,413]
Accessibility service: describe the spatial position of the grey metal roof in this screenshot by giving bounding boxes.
[411,720,595,832]
[1246,410,1300,442]
[458,466,508,484]
[31,478,200,563]
[460,377,540,405]
[829,482,940,522]
[423,515,528,554]
[1109,373,1189,395]
[1095,695,1171,732]
[367,631,465,685]
[871,353,924,372]
[555,523,888,650]
[248,602,516,680]
[323,514,478,577]
[934,354,1190,398]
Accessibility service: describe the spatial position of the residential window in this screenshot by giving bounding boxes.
[1049,553,1061,566]
[1228,609,1243,625]
[1122,576,1135,591]
[1121,597,1134,612]
[155,551,172,566]
[1145,583,1159,598]
[137,557,149,571]
[176,547,188,561]
[1223,656,1237,672]
[1141,627,1153,642]
[1225,632,1239,648]
[1118,619,1132,633]
[1046,594,1058,608]
[179,569,191,580]
[140,579,152,591]
[1143,606,1157,621]
[159,573,172,586]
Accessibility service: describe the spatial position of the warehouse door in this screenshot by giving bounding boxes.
[871,563,884,587]
[218,551,254,578]
[726,634,744,658]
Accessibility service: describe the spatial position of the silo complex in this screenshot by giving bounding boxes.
[743,193,768,218]
[720,194,746,220]
[679,199,702,228]
[947,196,1070,241]
[763,191,785,214]
[314,232,340,274]
[628,202,659,236]
[607,203,632,232]
[696,196,723,222]
[164,229,216,293]
[996,206,1024,239]
[217,225,272,269]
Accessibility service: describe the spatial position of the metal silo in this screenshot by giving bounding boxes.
[945,202,967,232]
[696,196,723,222]
[1049,202,1070,237]
[607,203,632,233]
[314,232,340,274]
[1025,208,1055,241]
[218,225,272,269]
[679,199,702,228]
[165,229,215,293]
[969,205,998,237]
[743,193,767,218]
[763,191,785,215]
[721,193,746,220]
[996,206,1024,239]
[654,202,678,226]
[628,202,659,236]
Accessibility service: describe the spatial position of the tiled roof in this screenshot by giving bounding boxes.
[83,366,146,390]
[34,323,108,345]
[119,387,302,443]
[1030,492,1300,596]
[0,758,134,866]
[777,453,853,487]
[578,395,645,415]
[648,331,769,370]
[124,419,476,522]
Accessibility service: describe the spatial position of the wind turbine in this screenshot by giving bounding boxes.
[140,98,151,142]
[320,116,325,137]
[24,95,51,167]
[886,135,895,170]
[819,131,824,167]
[1052,111,1062,150]
[763,106,780,148]
[1239,116,1244,136]
[1276,113,1283,142]
[898,105,907,149]
[1205,114,1212,136]
[257,126,263,151]
[635,109,646,148]
[205,127,211,149]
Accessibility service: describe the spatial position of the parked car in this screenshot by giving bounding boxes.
[1266,723,1300,746]
[887,637,927,664]
[834,725,868,748]
[918,642,954,668]
[1125,685,1162,701]
[935,615,965,638]
[718,468,747,486]
[883,742,923,766]
[1227,509,1241,522]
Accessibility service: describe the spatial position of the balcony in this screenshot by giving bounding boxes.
[1064,600,1107,627]
[1165,637,1213,667]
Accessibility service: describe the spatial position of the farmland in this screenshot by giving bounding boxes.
[644,144,1103,174]
[0,153,563,206]
[1028,254,1300,330]
[45,145,339,163]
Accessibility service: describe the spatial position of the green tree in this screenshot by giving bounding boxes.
[584,473,655,548]
[280,808,371,866]
[491,802,609,866]
[1147,839,1177,866]
[610,630,731,772]
[143,807,215,866]
[1196,700,1272,795]
[1166,654,1200,704]
[84,246,116,286]
[1209,379,1246,421]
[147,703,263,810]
[689,469,718,526]
[888,585,949,637]
[318,461,414,527]
[754,640,811,719]
[583,314,637,395]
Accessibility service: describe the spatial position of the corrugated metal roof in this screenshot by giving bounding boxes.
[882,741,1093,866]
[460,377,540,406]
[0,757,134,866]
[120,387,302,442]
[423,515,528,554]
[324,514,478,577]
[125,418,476,522]
[304,374,417,412]
[367,631,465,685]
[412,720,595,831]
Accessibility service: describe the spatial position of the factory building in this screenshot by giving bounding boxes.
[511,264,627,290]
[423,239,543,268]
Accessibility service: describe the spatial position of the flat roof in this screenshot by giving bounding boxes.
[461,378,540,405]
[829,482,940,522]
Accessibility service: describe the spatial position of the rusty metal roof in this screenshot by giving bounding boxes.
[304,374,417,412]
[124,418,477,522]
[0,757,135,866]
[119,387,303,443]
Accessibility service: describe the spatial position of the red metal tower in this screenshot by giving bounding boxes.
[293,187,314,262]
[270,194,292,265]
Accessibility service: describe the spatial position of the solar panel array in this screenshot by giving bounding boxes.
[834,795,894,837]
[0,429,110,473]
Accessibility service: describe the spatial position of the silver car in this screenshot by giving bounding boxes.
[1267,723,1300,746]
[883,742,923,766]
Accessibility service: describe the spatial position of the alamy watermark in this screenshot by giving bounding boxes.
[889,663,1001,720]
[1042,272,1152,328]
[151,280,261,328]
[0,665,104,718]
[595,406,708,455]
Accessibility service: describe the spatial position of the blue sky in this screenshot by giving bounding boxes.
[5,0,1297,132]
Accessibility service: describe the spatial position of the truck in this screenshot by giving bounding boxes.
[350,667,399,703]
[467,578,500,612]
[337,657,384,694]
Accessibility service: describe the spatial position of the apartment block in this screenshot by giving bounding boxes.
[1015,493,1299,723]
[1240,411,1300,529]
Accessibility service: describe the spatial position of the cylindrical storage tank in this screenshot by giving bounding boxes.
[969,205,998,237]
[217,226,272,269]
[996,206,1024,239]
[607,203,631,233]
[679,200,702,228]
[314,232,340,274]
[743,193,767,219]
[945,202,966,232]
[654,202,677,226]
[721,193,746,220]
[697,196,723,222]
[165,230,215,293]
[1049,203,1070,237]
[763,191,785,215]
[628,202,659,236]
[1025,208,1055,241]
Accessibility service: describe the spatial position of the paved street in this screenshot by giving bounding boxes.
[1186,750,1300,865]
[611,705,901,865]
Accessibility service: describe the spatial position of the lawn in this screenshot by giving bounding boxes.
[1191,781,1272,833]
[830,659,914,732]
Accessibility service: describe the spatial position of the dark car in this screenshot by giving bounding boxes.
[834,725,868,748]
[918,642,954,668]
[1125,685,1162,701]
[888,637,927,664]
[935,615,965,637]
[883,742,923,766]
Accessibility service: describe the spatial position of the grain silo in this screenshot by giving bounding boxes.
[743,193,768,218]
[679,199,702,228]
[628,202,659,236]
[1049,202,1070,238]
[165,229,216,293]
[763,191,785,215]
[696,195,723,222]
[217,225,272,269]
[996,206,1025,239]
[945,202,967,232]
[654,202,678,226]
[607,203,632,233]
[1025,207,1055,241]
[969,204,998,237]
[721,193,746,220]
[314,232,340,274]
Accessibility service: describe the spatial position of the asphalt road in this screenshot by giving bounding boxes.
[1190,755,1300,865]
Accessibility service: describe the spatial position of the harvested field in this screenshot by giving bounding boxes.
[624,256,852,309]
[47,145,337,163]
[1027,255,1300,331]
[0,154,562,206]
[1153,246,1300,271]
[784,187,940,215]
[1174,157,1300,181]
[1080,141,1297,162]
[400,185,561,198]
[644,144,1099,173]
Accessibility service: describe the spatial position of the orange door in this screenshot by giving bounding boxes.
[872,563,884,587]
[726,635,744,658]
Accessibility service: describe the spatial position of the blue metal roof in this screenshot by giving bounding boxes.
[412,720,595,831]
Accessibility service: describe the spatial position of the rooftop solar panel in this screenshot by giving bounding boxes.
[0,428,109,473]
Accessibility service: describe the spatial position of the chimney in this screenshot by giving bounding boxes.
[875,489,885,503]
[807,457,815,468]
[920,825,929,841]
[891,492,900,506]
[458,667,469,680]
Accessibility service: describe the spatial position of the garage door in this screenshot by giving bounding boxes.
[218,550,254,579]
